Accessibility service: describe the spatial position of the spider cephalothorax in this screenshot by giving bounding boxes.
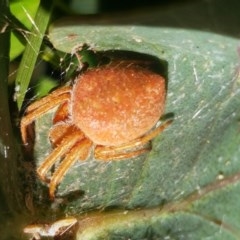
[21,60,171,199]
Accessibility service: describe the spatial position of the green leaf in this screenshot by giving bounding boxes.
[31,25,240,239]
[34,76,58,98]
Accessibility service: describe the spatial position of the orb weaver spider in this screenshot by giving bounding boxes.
[21,60,172,199]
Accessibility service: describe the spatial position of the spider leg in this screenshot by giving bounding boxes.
[26,86,71,112]
[96,146,151,160]
[49,138,92,199]
[21,92,70,144]
[49,123,79,147]
[37,131,84,182]
[95,119,172,160]
[52,101,69,124]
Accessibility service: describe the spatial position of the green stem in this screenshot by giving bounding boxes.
[0,0,24,214]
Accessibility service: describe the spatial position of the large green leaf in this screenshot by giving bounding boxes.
[31,24,240,239]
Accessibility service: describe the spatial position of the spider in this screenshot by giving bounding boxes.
[21,60,172,199]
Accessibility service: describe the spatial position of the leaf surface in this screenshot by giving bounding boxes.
[33,25,240,239]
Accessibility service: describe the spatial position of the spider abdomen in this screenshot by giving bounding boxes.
[72,62,166,146]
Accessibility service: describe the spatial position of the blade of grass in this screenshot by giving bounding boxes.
[15,0,53,110]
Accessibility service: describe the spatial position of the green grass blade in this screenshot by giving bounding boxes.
[15,0,53,110]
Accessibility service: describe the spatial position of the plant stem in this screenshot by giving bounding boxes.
[0,0,25,214]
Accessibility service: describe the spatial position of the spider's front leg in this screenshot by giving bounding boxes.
[20,86,71,144]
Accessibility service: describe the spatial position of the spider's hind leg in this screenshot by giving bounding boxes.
[95,118,173,161]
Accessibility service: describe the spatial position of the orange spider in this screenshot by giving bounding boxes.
[21,60,172,199]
